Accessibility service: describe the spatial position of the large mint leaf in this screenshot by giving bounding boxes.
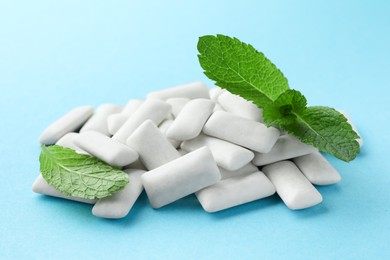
[197,34,289,108]
[39,145,128,199]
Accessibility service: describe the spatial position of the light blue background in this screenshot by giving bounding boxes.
[1,1,389,259]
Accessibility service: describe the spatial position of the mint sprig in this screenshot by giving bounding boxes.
[39,145,129,199]
[197,34,360,162]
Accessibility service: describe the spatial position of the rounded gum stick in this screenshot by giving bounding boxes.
[196,171,275,213]
[293,151,341,185]
[80,104,122,136]
[141,147,221,208]
[166,99,215,141]
[217,91,263,122]
[219,163,258,180]
[262,161,323,210]
[252,135,317,166]
[146,82,210,100]
[122,99,143,116]
[209,87,225,101]
[75,131,138,168]
[181,134,254,171]
[112,99,171,143]
[166,97,190,118]
[203,111,280,153]
[107,100,144,135]
[126,120,181,170]
[39,106,93,145]
[55,133,88,154]
[158,119,181,148]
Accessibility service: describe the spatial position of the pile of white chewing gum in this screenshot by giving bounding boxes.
[33,82,363,219]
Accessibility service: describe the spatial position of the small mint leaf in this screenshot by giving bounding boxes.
[283,106,360,162]
[39,145,129,199]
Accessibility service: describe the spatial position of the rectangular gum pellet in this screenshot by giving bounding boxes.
[219,163,258,180]
[196,171,275,212]
[107,100,144,135]
[166,98,190,118]
[32,174,96,204]
[262,161,323,210]
[166,99,215,141]
[141,147,221,208]
[293,151,341,185]
[181,134,254,171]
[39,106,93,145]
[146,82,210,100]
[252,135,317,166]
[80,104,122,136]
[92,169,145,219]
[209,87,225,101]
[126,120,181,170]
[203,111,280,153]
[121,99,143,116]
[74,131,139,168]
[217,91,263,122]
[55,132,88,154]
[158,119,181,148]
[112,99,171,143]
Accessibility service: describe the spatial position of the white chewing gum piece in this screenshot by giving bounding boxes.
[209,87,225,101]
[196,171,275,213]
[32,174,96,204]
[112,99,171,143]
[213,104,225,112]
[107,100,144,135]
[159,119,181,148]
[126,120,181,170]
[219,163,258,180]
[217,91,264,122]
[146,82,210,100]
[55,132,88,154]
[252,135,317,166]
[92,169,145,219]
[124,159,147,170]
[107,114,129,135]
[181,134,254,171]
[80,104,122,136]
[141,147,221,208]
[203,111,280,153]
[166,97,190,118]
[122,99,143,116]
[293,151,341,185]
[166,99,215,141]
[338,110,363,147]
[39,106,93,145]
[262,161,323,210]
[74,131,138,168]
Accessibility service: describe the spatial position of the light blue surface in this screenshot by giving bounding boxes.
[1,1,389,259]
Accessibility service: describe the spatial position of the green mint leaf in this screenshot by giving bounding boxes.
[263,90,360,161]
[283,106,360,161]
[197,34,361,162]
[39,145,128,199]
[197,34,289,108]
[263,89,307,126]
